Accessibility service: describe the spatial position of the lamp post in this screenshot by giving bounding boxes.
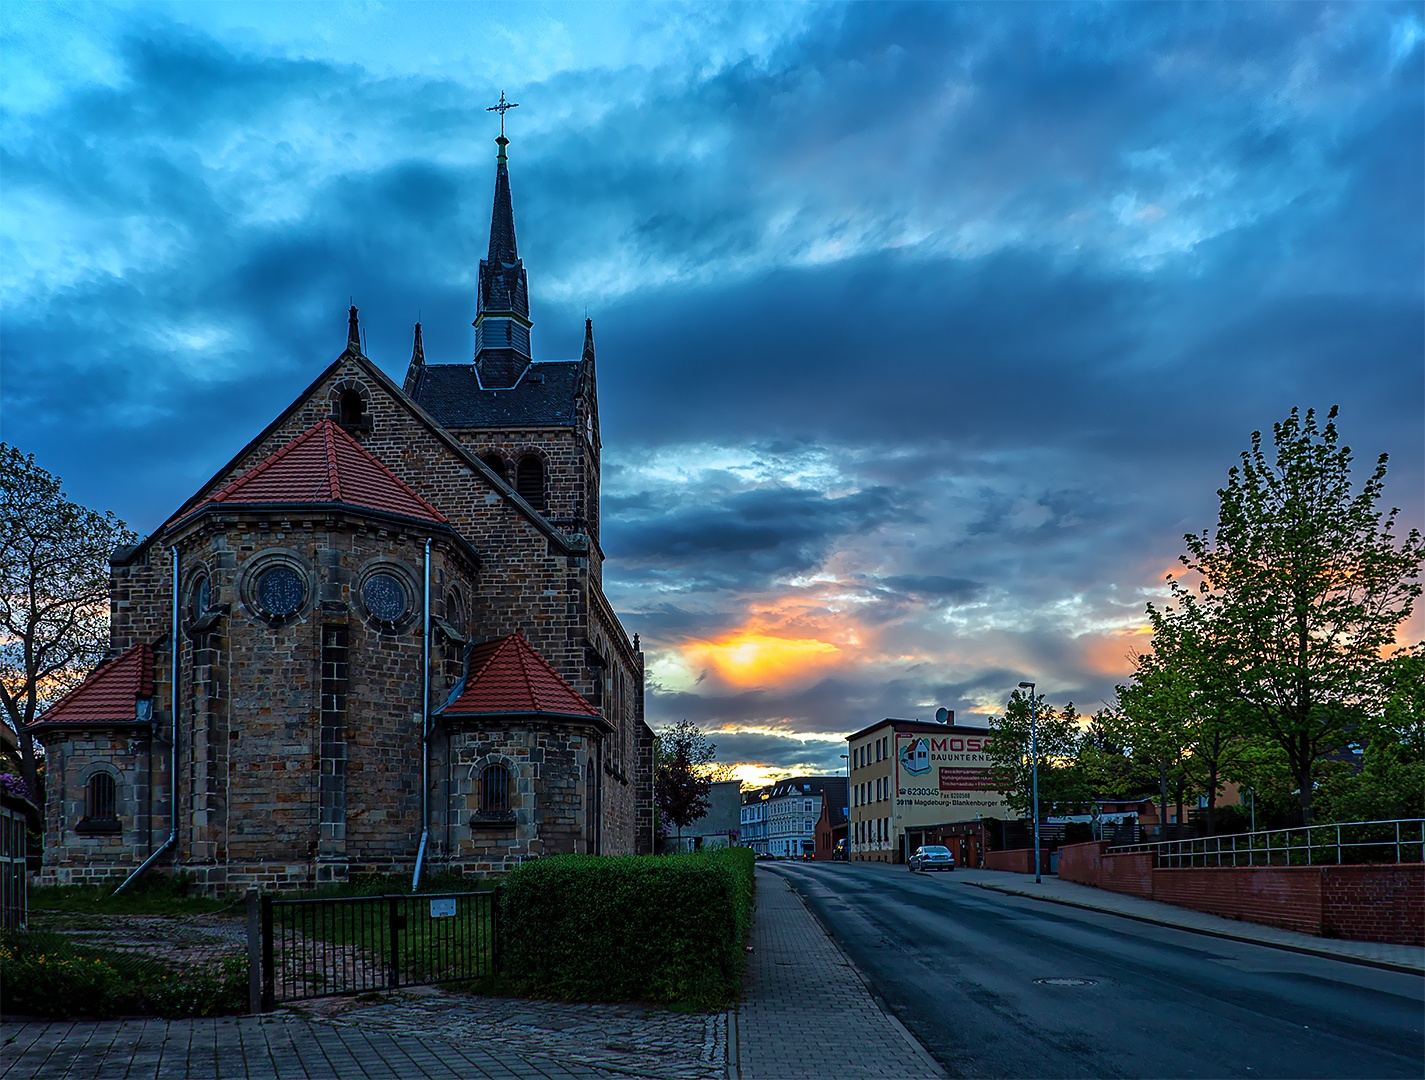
[1017,681,1041,884]
[840,753,849,860]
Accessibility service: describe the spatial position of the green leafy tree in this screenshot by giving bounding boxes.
[1,446,136,804]
[654,720,718,851]
[1168,406,1424,825]
[1314,645,1425,822]
[987,690,1092,820]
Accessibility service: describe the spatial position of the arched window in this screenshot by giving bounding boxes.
[516,454,545,511]
[80,772,119,834]
[481,453,508,483]
[337,388,368,430]
[481,764,510,813]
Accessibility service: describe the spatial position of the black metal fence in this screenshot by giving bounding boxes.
[260,890,497,1009]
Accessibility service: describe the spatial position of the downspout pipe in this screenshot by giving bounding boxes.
[117,547,181,893]
[412,538,431,892]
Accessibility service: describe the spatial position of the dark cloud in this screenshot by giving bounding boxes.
[3,4,1420,772]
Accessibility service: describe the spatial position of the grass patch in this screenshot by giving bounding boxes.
[0,930,247,1019]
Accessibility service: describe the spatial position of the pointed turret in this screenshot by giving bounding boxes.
[402,322,425,395]
[346,305,362,355]
[473,134,533,388]
[582,318,596,364]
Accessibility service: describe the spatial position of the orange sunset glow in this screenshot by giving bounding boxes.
[684,633,842,688]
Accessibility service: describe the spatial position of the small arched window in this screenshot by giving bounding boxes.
[481,764,510,813]
[481,453,508,483]
[88,774,117,820]
[516,455,545,511]
[337,388,368,430]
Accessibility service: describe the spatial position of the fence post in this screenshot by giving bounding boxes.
[260,895,275,1012]
[246,890,262,1015]
[388,895,401,990]
[491,885,502,976]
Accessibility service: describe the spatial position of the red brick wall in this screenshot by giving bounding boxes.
[1056,840,1102,885]
[1152,867,1324,935]
[1321,864,1424,945]
[985,848,1033,873]
[1097,850,1155,898]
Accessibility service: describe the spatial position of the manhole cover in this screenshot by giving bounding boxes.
[1033,977,1097,986]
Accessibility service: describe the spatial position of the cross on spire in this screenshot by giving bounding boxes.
[487,91,519,137]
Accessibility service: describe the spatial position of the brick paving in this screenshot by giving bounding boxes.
[0,1014,618,1079]
[3,866,961,1080]
[732,867,945,1079]
[949,867,1425,974]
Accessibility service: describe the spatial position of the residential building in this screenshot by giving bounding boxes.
[847,716,1008,863]
[741,787,770,855]
[814,777,848,860]
[764,776,838,859]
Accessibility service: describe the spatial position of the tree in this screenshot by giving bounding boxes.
[1168,407,1424,825]
[654,720,718,852]
[987,690,1092,820]
[0,446,136,804]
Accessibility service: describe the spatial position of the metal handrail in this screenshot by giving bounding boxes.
[1105,817,1425,868]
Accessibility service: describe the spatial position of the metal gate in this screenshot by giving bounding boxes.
[260,890,498,1009]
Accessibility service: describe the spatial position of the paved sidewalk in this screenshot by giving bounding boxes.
[0,1014,621,1080]
[733,867,944,1080]
[949,867,1425,975]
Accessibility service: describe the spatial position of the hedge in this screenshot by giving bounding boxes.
[499,847,754,1008]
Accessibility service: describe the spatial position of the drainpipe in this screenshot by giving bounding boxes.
[412,538,431,892]
[117,547,181,893]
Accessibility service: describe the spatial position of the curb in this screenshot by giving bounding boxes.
[956,879,1425,978]
[765,868,948,1079]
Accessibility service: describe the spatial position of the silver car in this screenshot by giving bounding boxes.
[908,844,955,871]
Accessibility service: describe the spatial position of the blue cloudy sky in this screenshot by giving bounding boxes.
[4,2,1422,782]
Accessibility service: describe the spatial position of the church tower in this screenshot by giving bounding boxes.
[403,124,604,561]
[472,133,533,388]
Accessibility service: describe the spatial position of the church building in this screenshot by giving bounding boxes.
[31,128,654,893]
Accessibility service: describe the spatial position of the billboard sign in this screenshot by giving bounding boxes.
[894,731,1008,825]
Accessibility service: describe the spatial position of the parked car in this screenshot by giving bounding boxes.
[755,852,778,861]
[833,838,848,861]
[908,844,955,872]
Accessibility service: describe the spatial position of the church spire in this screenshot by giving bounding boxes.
[473,99,533,389]
[346,305,362,355]
[402,321,425,396]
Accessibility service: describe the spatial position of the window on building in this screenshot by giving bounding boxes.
[481,453,508,483]
[481,764,510,812]
[516,454,546,510]
[87,773,117,820]
[337,388,368,430]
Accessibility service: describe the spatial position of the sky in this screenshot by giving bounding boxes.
[4,2,1422,786]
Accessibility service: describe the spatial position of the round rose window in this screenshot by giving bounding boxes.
[363,573,408,623]
[256,565,305,617]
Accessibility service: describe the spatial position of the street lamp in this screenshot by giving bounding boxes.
[840,753,849,861]
[1018,681,1041,884]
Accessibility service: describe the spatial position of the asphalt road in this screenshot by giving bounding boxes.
[766,861,1424,1080]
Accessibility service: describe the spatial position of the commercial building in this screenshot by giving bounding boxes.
[665,778,743,853]
[847,715,1008,863]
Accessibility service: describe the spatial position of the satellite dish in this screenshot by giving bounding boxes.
[935,707,949,724]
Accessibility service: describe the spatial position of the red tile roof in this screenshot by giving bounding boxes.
[440,632,601,720]
[201,420,445,524]
[32,643,155,727]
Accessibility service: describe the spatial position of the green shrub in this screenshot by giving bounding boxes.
[0,931,247,1019]
[499,848,753,1009]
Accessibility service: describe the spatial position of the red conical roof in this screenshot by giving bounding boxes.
[201,420,445,524]
[31,643,155,727]
[439,632,601,720]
